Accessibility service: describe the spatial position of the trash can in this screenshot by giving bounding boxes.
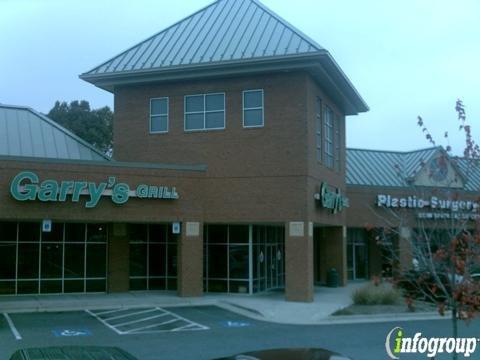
[326,268,339,288]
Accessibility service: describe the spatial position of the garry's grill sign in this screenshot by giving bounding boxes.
[10,171,179,208]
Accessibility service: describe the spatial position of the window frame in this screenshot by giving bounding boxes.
[324,105,335,169]
[149,97,169,134]
[184,92,226,132]
[315,97,322,163]
[334,113,341,172]
[242,89,264,128]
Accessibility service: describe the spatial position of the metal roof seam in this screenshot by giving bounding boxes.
[182,2,220,64]
[219,0,253,60]
[230,4,259,59]
[138,33,165,70]
[250,0,323,51]
[26,111,36,157]
[150,27,180,68]
[263,21,279,56]
[272,25,286,56]
[170,10,207,66]
[206,0,238,62]
[12,112,21,156]
[251,14,272,57]
[198,0,232,62]
[163,15,197,66]
[187,5,221,63]
[241,10,265,59]
[82,0,222,75]
[118,39,146,72]
[195,2,236,62]
[219,1,252,61]
[283,29,296,55]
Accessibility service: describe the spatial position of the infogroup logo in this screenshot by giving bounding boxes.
[385,327,478,359]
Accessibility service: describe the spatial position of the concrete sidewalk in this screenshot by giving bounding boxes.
[0,282,446,325]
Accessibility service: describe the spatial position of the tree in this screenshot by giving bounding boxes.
[372,101,480,360]
[47,100,113,155]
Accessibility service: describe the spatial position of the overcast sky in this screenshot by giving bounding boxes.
[0,0,478,154]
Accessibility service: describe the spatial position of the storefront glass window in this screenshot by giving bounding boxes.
[0,221,107,295]
[129,224,177,291]
[204,224,285,294]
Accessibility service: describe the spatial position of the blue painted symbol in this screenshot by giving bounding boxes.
[222,321,251,328]
[52,329,92,337]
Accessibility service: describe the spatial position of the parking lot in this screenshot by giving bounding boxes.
[2,305,480,360]
[0,305,260,359]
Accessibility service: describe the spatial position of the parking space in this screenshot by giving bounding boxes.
[0,305,265,359]
[86,307,209,335]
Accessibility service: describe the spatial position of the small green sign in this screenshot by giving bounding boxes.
[10,171,179,208]
[315,182,349,214]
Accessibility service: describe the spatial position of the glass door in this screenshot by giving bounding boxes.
[354,243,367,279]
[347,228,368,281]
[266,244,277,290]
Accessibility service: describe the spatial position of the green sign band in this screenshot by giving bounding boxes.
[315,182,349,214]
[10,171,179,208]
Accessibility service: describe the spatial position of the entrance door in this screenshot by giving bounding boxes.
[347,228,368,281]
[354,244,367,279]
[265,244,279,290]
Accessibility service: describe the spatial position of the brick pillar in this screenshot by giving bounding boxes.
[177,222,203,297]
[107,223,130,293]
[323,226,347,286]
[285,221,314,302]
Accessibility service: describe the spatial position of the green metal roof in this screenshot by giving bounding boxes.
[346,147,480,191]
[80,0,368,115]
[0,104,109,161]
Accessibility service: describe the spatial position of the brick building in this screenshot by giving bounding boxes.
[1,0,477,302]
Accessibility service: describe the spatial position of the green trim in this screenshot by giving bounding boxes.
[0,155,207,172]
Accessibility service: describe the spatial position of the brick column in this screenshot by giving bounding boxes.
[323,226,347,286]
[285,221,314,302]
[107,223,130,293]
[177,222,203,297]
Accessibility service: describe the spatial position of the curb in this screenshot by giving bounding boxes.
[0,300,451,326]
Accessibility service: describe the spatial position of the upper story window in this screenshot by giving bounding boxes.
[335,114,341,172]
[324,105,334,168]
[243,89,264,128]
[150,97,169,133]
[315,97,322,162]
[185,93,225,131]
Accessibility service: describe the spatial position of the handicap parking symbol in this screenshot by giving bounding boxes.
[222,321,251,328]
[52,329,92,337]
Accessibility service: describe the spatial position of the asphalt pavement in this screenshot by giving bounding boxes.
[1,305,480,360]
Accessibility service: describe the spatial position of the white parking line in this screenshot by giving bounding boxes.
[123,319,179,334]
[172,323,197,332]
[86,307,209,335]
[104,308,158,321]
[85,309,123,335]
[114,313,170,328]
[3,313,22,341]
[158,307,209,330]
[93,308,125,316]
